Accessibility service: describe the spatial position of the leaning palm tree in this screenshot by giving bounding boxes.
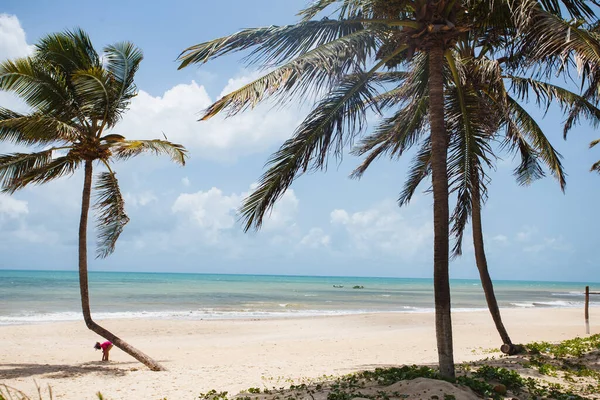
[178,0,596,378]
[0,29,187,371]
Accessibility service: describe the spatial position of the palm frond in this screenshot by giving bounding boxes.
[444,65,496,258]
[201,29,382,119]
[103,42,143,121]
[35,28,100,73]
[508,76,600,138]
[351,96,429,179]
[0,150,80,194]
[504,95,566,189]
[71,67,113,125]
[512,5,600,76]
[0,57,75,117]
[0,108,79,146]
[239,63,392,232]
[0,150,54,191]
[397,139,431,206]
[94,171,129,258]
[178,19,368,69]
[111,139,187,165]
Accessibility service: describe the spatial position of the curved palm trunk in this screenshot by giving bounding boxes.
[78,160,165,371]
[471,180,514,351]
[428,45,455,379]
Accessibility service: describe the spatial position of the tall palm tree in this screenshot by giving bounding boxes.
[0,30,187,371]
[177,0,595,378]
[351,39,600,353]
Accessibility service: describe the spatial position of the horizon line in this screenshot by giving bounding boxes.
[1,268,598,285]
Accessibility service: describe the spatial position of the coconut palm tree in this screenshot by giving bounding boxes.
[0,29,187,371]
[351,38,600,353]
[177,0,596,378]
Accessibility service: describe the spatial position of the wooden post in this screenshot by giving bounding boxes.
[585,286,590,335]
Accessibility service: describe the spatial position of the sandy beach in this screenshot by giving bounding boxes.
[1,307,598,399]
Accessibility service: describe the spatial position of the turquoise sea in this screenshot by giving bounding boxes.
[0,270,597,325]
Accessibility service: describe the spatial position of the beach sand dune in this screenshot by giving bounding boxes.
[1,308,597,399]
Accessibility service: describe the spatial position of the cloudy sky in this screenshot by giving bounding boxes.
[1,1,598,281]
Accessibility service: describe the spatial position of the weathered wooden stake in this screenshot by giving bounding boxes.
[585,286,590,335]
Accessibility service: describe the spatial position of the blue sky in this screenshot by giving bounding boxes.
[0,1,598,282]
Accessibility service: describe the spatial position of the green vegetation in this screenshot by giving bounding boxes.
[526,334,600,358]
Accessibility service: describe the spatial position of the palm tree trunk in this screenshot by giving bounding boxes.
[428,45,455,379]
[471,177,513,349]
[78,160,166,371]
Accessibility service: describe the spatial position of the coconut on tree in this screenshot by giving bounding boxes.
[0,29,187,371]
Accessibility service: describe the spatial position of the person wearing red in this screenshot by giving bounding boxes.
[94,340,113,361]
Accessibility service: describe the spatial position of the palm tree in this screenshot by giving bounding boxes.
[177,0,596,378]
[0,29,187,371]
[351,39,600,353]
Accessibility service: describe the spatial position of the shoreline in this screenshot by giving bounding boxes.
[2,307,599,399]
[2,304,599,327]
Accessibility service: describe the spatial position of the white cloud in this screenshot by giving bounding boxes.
[13,223,60,244]
[523,235,572,253]
[330,199,432,258]
[171,185,300,244]
[113,77,304,161]
[0,14,33,60]
[0,194,28,217]
[491,234,508,244]
[172,187,241,232]
[0,14,32,115]
[299,228,331,248]
[125,191,157,207]
[516,226,538,242]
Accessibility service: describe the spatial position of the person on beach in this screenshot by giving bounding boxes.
[94,340,113,361]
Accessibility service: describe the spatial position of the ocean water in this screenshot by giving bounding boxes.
[0,270,597,325]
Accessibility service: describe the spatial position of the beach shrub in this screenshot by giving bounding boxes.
[472,365,524,390]
[199,389,229,400]
[358,366,439,385]
[454,376,497,399]
[527,334,600,358]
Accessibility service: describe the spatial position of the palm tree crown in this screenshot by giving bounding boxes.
[0,29,187,257]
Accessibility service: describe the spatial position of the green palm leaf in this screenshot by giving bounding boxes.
[94,171,130,259]
[0,150,81,194]
[0,150,54,191]
[104,42,143,120]
[178,19,368,69]
[0,57,75,117]
[201,29,382,119]
[240,64,393,231]
[111,139,187,165]
[0,108,79,145]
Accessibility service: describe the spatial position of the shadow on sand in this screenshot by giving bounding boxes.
[0,361,139,379]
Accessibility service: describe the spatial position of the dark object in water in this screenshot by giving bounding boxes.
[333,285,344,288]
[352,285,364,289]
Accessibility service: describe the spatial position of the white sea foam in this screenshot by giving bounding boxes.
[510,300,600,308]
[2,302,596,326]
[551,291,585,297]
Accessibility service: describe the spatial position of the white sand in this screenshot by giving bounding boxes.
[1,307,598,400]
